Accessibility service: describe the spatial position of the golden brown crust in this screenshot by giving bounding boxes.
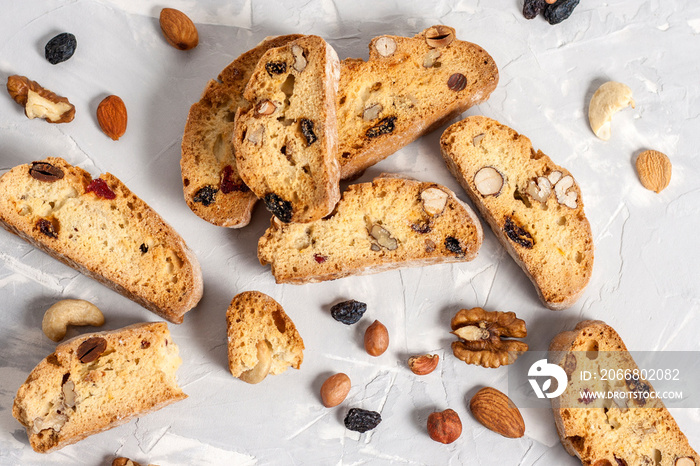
[337,25,499,179]
[13,323,186,453]
[440,116,594,310]
[226,291,304,378]
[0,158,202,323]
[232,35,341,224]
[549,321,698,465]
[181,35,303,227]
[257,175,483,284]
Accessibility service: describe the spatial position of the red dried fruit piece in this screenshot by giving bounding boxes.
[313,253,327,263]
[86,178,116,199]
[220,165,248,194]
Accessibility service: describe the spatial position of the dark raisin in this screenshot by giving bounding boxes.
[544,0,580,24]
[344,408,381,433]
[504,217,534,248]
[85,178,116,200]
[614,457,628,466]
[140,243,149,254]
[577,388,594,405]
[330,300,367,325]
[37,219,57,238]
[624,375,651,406]
[265,61,287,76]
[447,73,467,91]
[61,373,70,385]
[523,0,547,19]
[264,193,293,223]
[444,236,463,255]
[193,186,217,206]
[29,162,64,182]
[141,339,151,349]
[45,32,77,65]
[220,165,248,193]
[366,116,396,138]
[300,119,317,146]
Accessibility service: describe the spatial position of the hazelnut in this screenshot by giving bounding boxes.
[474,166,504,197]
[364,320,389,356]
[425,26,455,48]
[420,187,449,216]
[256,100,277,116]
[320,373,351,407]
[374,36,397,57]
[408,354,439,375]
[427,409,462,444]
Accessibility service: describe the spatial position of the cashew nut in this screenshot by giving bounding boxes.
[239,340,272,384]
[42,299,105,342]
[588,81,635,140]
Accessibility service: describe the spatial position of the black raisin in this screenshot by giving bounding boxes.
[614,457,628,466]
[140,243,149,254]
[523,0,547,19]
[504,217,534,249]
[330,300,367,325]
[411,220,431,234]
[45,32,77,65]
[37,219,57,238]
[193,186,217,206]
[265,61,287,76]
[344,408,381,433]
[624,375,651,406]
[444,236,463,255]
[544,0,580,24]
[366,116,396,138]
[300,119,317,146]
[264,193,293,223]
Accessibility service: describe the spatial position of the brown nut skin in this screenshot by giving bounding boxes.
[364,320,389,356]
[320,373,351,407]
[159,8,199,50]
[96,95,127,140]
[469,387,525,438]
[408,354,439,375]
[427,408,462,444]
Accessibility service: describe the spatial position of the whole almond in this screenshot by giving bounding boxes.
[469,387,525,438]
[636,149,671,193]
[159,8,199,51]
[96,95,127,140]
[320,373,351,407]
[364,320,389,356]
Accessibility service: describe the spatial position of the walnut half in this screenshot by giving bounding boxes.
[7,75,75,123]
[451,307,528,368]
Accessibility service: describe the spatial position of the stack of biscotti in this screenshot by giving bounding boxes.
[182,26,498,227]
[440,116,593,309]
[233,35,341,223]
[258,175,483,283]
[13,323,186,453]
[0,157,202,323]
[181,35,302,227]
[549,320,698,465]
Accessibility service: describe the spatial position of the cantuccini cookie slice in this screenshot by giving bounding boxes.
[181,35,302,227]
[258,175,483,284]
[337,25,498,179]
[227,291,304,384]
[440,116,593,310]
[549,320,698,465]
[233,35,341,223]
[13,323,186,453]
[0,158,202,323]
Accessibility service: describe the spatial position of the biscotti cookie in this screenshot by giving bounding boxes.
[13,322,186,453]
[233,35,341,223]
[181,35,302,227]
[440,116,593,310]
[337,25,498,179]
[549,320,698,465]
[227,291,304,384]
[0,158,202,323]
[258,175,483,284]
